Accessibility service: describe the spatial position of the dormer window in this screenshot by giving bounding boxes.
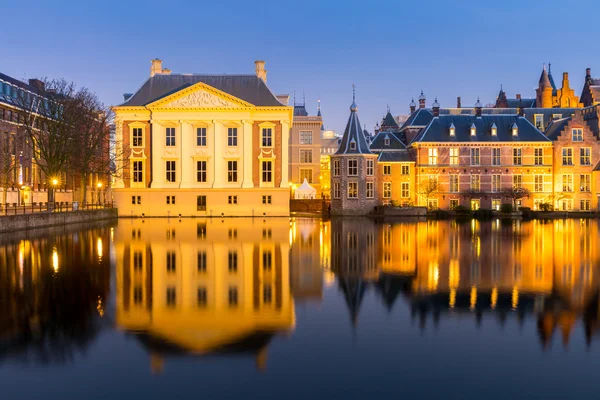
[384,136,390,146]
[449,123,455,137]
[491,123,497,137]
[470,123,476,137]
[350,140,357,150]
[511,123,518,137]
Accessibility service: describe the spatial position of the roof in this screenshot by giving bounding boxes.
[370,131,406,151]
[594,161,600,171]
[399,108,434,130]
[539,66,551,88]
[293,104,308,116]
[506,98,536,108]
[413,115,550,143]
[381,111,399,129]
[121,74,284,107]
[335,101,373,155]
[544,118,571,140]
[378,151,414,162]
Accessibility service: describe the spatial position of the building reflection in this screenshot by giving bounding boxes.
[114,218,294,372]
[0,223,112,364]
[327,217,600,348]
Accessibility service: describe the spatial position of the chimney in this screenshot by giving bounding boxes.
[255,60,267,82]
[432,98,440,117]
[123,93,133,102]
[28,79,45,93]
[517,99,524,117]
[457,96,461,108]
[586,68,591,78]
[516,93,521,100]
[150,59,171,77]
[475,97,482,117]
[409,99,416,113]
[418,91,426,109]
[562,72,570,89]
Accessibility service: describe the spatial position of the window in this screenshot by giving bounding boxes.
[580,174,591,192]
[513,174,522,189]
[429,175,438,190]
[333,182,340,199]
[572,128,583,142]
[262,195,272,204]
[166,195,175,205]
[262,128,272,147]
[513,148,522,165]
[471,174,480,191]
[449,175,459,193]
[580,147,591,166]
[449,148,459,165]
[227,160,238,182]
[197,252,207,273]
[263,251,272,271]
[450,199,459,210]
[349,141,356,150]
[581,199,591,211]
[428,148,438,165]
[383,182,392,198]
[197,287,207,307]
[133,161,143,182]
[263,285,273,304]
[348,159,358,176]
[562,148,573,165]
[262,161,272,183]
[384,137,390,146]
[333,160,340,176]
[401,182,410,198]
[300,169,312,183]
[197,223,207,239]
[228,287,238,307]
[534,114,543,130]
[133,251,143,270]
[131,195,141,205]
[196,127,206,146]
[366,159,374,176]
[492,174,501,192]
[491,199,501,211]
[348,182,358,198]
[300,149,313,163]
[134,286,143,305]
[534,148,543,165]
[534,175,543,192]
[552,114,562,121]
[383,164,391,175]
[132,128,143,147]
[470,148,480,165]
[562,174,573,192]
[300,131,312,144]
[197,195,206,211]
[166,287,176,307]
[196,160,207,183]
[366,182,374,198]
[166,161,176,182]
[166,251,176,273]
[228,251,238,272]
[492,148,501,166]
[166,127,176,146]
[228,195,238,205]
[401,165,410,175]
[227,127,238,146]
[228,228,237,239]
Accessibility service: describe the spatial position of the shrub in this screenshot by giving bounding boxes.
[433,209,449,219]
[519,207,531,212]
[453,205,471,214]
[474,208,494,219]
[500,204,513,213]
[539,202,553,212]
[391,200,401,207]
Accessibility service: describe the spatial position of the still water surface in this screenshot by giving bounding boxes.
[1,217,600,399]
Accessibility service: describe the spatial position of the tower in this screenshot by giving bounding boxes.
[535,64,553,108]
[330,87,378,215]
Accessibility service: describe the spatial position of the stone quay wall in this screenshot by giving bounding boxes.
[0,209,118,233]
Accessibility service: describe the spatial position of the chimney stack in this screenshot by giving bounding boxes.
[457,96,461,108]
[418,91,426,109]
[409,99,416,114]
[28,79,45,93]
[586,68,591,78]
[475,98,482,117]
[562,72,571,89]
[516,93,521,100]
[432,98,440,117]
[150,59,171,77]
[255,60,267,82]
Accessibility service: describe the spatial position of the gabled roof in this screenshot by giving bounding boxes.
[399,108,434,131]
[335,100,373,155]
[413,115,550,143]
[544,118,571,140]
[381,111,399,129]
[121,74,284,107]
[370,130,406,151]
[293,104,308,116]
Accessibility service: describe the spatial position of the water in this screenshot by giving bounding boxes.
[1,217,600,399]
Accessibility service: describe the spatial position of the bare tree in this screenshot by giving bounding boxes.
[416,178,438,206]
[502,187,531,209]
[0,133,17,207]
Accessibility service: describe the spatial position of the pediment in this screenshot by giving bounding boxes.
[149,82,253,109]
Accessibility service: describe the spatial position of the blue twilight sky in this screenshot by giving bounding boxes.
[2,0,599,134]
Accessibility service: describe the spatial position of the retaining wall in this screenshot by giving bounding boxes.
[0,209,118,233]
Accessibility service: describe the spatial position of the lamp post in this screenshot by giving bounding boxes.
[97,182,103,206]
[51,178,58,211]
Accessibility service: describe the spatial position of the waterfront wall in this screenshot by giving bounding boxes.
[0,209,118,233]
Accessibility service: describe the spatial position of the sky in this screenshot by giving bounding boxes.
[2,0,599,134]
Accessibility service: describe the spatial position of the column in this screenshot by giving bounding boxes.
[280,120,290,188]
[242,120,254,188]
[212,120,224,188]
[150,120,164,188]
[180,121,193,187]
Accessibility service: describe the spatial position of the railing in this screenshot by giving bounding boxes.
[0,202,114,216]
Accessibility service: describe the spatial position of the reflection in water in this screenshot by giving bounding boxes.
[0,223,112,365]
[1,217,600,373]
[115,218,295,373]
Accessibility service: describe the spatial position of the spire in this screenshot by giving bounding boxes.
[335,85,371,155]
[539,63,551,88]
[350,84,357,112]
[547,62,557,92]
[317,98,321,117]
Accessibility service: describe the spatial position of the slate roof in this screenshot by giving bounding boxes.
[506,98,536,108]
[378,151,414,162]
[0,72,49,108]
[335,101,373,155]
[544,118,571,140]
[413,115,550,143]
[399,108,434,130]
[594,160,600,171]
[293,104,308,116]
[370,130,406,151]
[121,74,284,107]
[539,66,551,88]
[381,111,399,129]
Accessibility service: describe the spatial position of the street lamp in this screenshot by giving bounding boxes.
[97,182,103,189]
[52,178,58,186]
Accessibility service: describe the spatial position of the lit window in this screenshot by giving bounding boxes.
[470,175,480,191]
[449,148,459,165]
[534,148,543,165]
[562,174,573,192]
[470,123,476,136]
[347,182,358,198]
[513,174,522,189]
[383,182,392,198]
[428,148,438,165]
[449,175,458,193]
[534,175,543,192]
[511,123,518,137]
[580,174,591,192]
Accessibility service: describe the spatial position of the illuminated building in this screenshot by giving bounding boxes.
[112,59,293,216]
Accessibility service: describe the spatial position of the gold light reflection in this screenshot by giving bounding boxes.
[491,287,498,309]
[512,286,519,310]
[469,286,477,310]
[97,296,104,317]
[97,238,103,259]
[449,288,456,309]
[428,262,439,291]
[52,247,59,273]
[449,259,459,289]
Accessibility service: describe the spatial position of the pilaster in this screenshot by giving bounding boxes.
[212,120,224,188]
[280,120,290,187]
[150,120,164,188]
[242,120,254,188]
[180,120,193,187]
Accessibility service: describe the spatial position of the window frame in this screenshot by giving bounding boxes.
[227,127,238,147]
[227,160,238,182]
[165,127,176,147]
[347,181,358,199]
[165,160,176,183]
[348,159,358,176]
[196,160,207,183]
[196,127,207,147]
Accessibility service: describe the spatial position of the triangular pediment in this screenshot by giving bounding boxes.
[148,82,254,109]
